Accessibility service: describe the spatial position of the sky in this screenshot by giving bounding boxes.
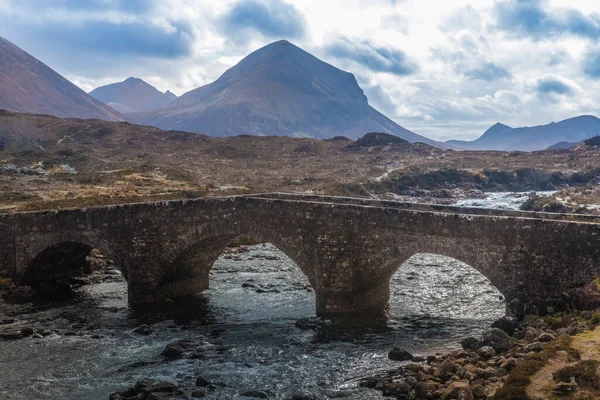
[1,0,600,141]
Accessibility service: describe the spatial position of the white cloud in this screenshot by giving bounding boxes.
[0,0,599,141]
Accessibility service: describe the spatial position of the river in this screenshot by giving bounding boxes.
[0,192,531,399]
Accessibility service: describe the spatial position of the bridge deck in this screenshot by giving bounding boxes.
[248,193,600,223]
[2,192,599,224]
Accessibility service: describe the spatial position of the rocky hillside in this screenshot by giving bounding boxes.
[90,77,177,113]
[1,111,599,213]
[0,36,123,121]
[133,40,448,148]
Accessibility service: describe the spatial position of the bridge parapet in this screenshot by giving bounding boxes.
[0,193,599,316]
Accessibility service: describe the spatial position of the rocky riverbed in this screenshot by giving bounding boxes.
[359,309,600,400]
[0,243,506,399]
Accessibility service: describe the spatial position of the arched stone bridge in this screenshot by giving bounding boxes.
[1,193,600,316]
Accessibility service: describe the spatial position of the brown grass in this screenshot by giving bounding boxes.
[494,336,579,400]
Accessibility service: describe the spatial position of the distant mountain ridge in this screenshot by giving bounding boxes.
[0,36,123,121]
[133,40,448,148]
[90,77,177,113]
[447,116,600,151]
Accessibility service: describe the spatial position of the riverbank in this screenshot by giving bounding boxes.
[360,292,600,400]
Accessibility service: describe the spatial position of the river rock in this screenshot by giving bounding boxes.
[435,358,458,380]
[443,381,474,400]
[161,341,186,359]
[134,324,153,336]
[294,317,330,330]
[477,346,496,359]
[525,327,539,341]
[191,389,207,398]
[471,384,487,399]
[240,389,268,398]
[109,379,183,399]
[500,357,518,371]
[195,376,211,387]
[388,347,414,361]
[572,279,600,310]
[415,381,437,399]
[525,342,543,353]
[0,330,23,340]
[491,316,517,336]
[460,337,480,350]
[288,392,316,400]
[482,328,511,353]
[552,381,577,395]
[538,332,556,342]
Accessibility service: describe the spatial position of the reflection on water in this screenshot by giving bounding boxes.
[0,244,505,399]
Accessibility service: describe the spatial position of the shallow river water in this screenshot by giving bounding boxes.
[0,247,505,399]
[1,191,537,399]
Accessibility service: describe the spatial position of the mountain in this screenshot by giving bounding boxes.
[0,36,123,121]
[447,123,513,150]
[90,77,177,113]
[133,40,447,148]
[447,116,600,151]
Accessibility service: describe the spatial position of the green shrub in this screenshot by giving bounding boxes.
[589,311,600,326]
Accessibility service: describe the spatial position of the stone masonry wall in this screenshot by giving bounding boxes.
[0,194,599,316]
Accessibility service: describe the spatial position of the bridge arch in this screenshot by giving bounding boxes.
[21,240,122,298]
[130,219,317,304]
[385,240,507,296]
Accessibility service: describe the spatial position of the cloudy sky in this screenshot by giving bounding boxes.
[1,0,599,141]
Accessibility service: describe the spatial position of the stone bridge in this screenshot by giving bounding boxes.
[1,193,600,316]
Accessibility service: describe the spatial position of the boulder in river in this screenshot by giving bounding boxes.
[195,376,211,387]
[161,341,188,359]
[388,347,414,361]
[109,378,183,399]
[240,389,268,398]
[0,330,23,340]
[460,336,480,350]
[134,324,153,336]
[288,392,316,399]
[294,316,331,330]
[482,328,511,353]
[491,316,517,336]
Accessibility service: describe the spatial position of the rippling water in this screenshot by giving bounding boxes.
[0,243,505,399]
[454,191,555,210]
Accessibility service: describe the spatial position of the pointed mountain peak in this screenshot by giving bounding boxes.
[481,122,513,138]
[487,122,512,131]
[90,77,176,113]
[133,41,449,148]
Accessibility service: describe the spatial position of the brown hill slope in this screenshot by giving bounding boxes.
[0,36,123,121]
[1,112,599,212]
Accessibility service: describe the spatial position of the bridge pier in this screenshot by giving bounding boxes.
[317,279,391,316]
